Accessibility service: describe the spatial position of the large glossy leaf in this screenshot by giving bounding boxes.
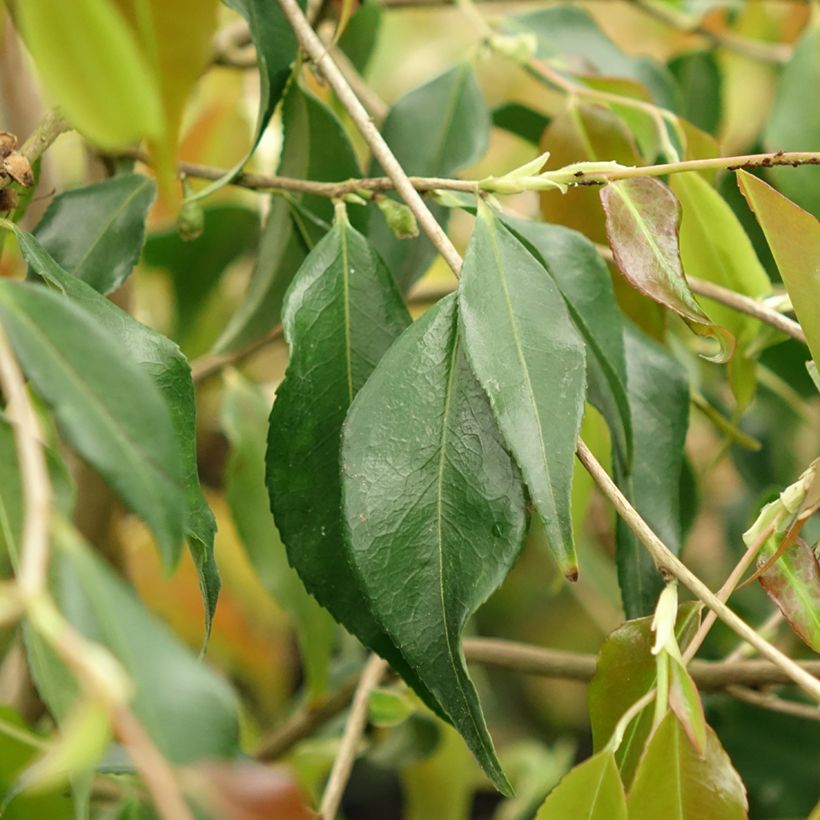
[222,371,335,699]
[627,713,748,820]
[588,603,701,786]
[16,0,162,149]
[502,217,632,468]
[370,64,490,290]
[737,170,820,366]
[601,177,732,361]
[216,84,363,352]
[189,0,304,201]
[763,27,820,217]
[506,5,678,108]
[614,324,689,618]
[459,205,586,577]
[338,0,383,74]
[343,293,526,794]
[32,174,155,294]
[535,752,627,820]
[45,526,239,763]
[0,280,185,567]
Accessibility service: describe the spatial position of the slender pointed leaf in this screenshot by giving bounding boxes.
[216,84,363,352]
[535,752,627,820]
[343,293,526,794]
[0,280,185,567]
[736,170,820,366]
[32,174,155,294]
[502,216,632,468]
[601,177,733,361]
[459,205,586,577]
[627,713,748,820]
[222,371,335,698]
[370,64,490,290]
[9,227,217,633]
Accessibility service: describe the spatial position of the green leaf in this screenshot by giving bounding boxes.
[615,323,690,617]
[0,419,23,569]
[49,526,240,763]
[343,293,526,795]
[16,0,163,149]
[501,217,632,469]
[0,280,186,567]
[370,64,490,291]
[338,0,383,73]
[216,84,363,352]
[601,177,732,361]
[668,51,722,135]
[506,5,679,108]
[670,171,771,408]
[736,170,820,367]
[368,688,415,728]
[535,752,627,820]
[188,0,304,201]
[491,103,550,145]
[141,203,261,340]
[626,713,748,820]
[13,227,219,635]
[32,174,155,295]
[221,370,335,699]
[763,26,820,217]
[459,205,586,577]
[588,603,701,786]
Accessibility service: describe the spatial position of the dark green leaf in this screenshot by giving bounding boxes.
[501,216,632,469]
[491,103,550,145]
[370,64,490,291]
[763,27,820,217]
[601,177,733,361]
[506,5,679,108]
[189,0,304,200]
[459,205,586,577]
[588,603,701,786]
[626,713,748,820]
[668,51,722,135]
[338,0,382,74]
[141,204,261,339]
[0,279,186,567]
[343,293,526,795]
[615,323,689,617]
[222,370,335,698]
[10,228,218,634]
[216,84,363,352]
[535,752,627,820]
[32,174,155,294]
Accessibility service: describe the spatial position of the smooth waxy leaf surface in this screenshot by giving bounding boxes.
[370,64,490,290]
[615,324,689,617]
[535,752,627,820]
[32,174,155,294]
[737,170,820,366]
[50,528,239,763]
[222,371,334,698]
[343,293,526,794]
[217,85,363,352]
[189,0,304,200]
[601,177,732,361]
[627,713,748,820]
[14,227,219,631]
[502,217,632,468]
[669,50,722,135]
[0,279,186,567]
[459,205,586,577]
[588,603,701,786]
[17,0,162,149]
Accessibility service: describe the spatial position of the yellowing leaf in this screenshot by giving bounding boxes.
[17,0,163,150]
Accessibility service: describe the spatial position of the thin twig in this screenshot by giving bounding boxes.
[191,324,284,384]
[724,685,820,721]
[319,655,386,820]
[576,439,820,702]
[0,109,69,192]
[723,610,784,663]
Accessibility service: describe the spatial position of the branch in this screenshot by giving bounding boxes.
[0,109,69,192]
[724,685,820,721]
[575,439,820,702]
[191,324,284,384]
[319,655,386,820]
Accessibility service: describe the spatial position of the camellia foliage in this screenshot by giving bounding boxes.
[0,0,818,818]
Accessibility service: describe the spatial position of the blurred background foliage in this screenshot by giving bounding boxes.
[0,1,818,818]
